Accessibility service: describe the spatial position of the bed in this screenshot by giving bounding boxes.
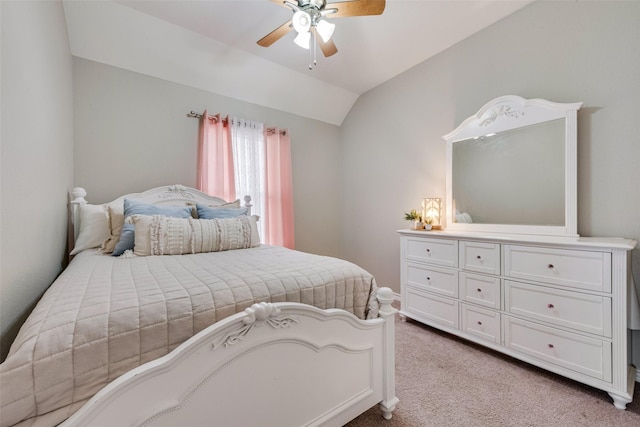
[0,185,397,427]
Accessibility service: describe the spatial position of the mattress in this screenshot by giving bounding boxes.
[0,245,379,427]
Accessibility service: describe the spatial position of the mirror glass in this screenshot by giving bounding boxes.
[452,119,565,226]
[444,96,581,237]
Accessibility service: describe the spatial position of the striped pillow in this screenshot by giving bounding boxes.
[130,214,260,256]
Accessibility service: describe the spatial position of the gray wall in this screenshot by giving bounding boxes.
[0,1,74,361]
[72,58,344,258]
[340,1,640,362]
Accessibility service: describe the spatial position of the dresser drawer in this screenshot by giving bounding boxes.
[405,286,459,329]
[405,237,458,268]
[460,272,501,309]
[460,241,500,275]
[503,316,612,381]
[461,303,500,344]
[505,281,611,337]
[503,245,611,292]
[406,263,458,298]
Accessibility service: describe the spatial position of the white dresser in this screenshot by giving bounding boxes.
[399,229,638,409]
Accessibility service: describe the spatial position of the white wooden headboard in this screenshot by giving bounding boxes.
[69,184,252,248]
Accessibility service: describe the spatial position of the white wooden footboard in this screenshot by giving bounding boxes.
[60,288,398,427]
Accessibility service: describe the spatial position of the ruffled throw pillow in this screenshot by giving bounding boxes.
[130,214,260,256]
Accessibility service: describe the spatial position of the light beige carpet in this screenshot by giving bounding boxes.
[345,313,640,427]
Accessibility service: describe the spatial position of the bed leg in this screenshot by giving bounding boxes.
[376,287,399,420]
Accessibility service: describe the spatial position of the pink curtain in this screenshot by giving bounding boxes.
[197,111,236,201]
[264,128,295,249]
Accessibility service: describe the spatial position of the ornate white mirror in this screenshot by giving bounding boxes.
[443,95,582,236]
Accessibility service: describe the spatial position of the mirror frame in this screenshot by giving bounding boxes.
[443,95,582,237]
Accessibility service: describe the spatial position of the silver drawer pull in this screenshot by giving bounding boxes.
[547,303,555,309]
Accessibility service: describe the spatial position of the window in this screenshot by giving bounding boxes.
[197,111,294,248]
[230,118,266,240]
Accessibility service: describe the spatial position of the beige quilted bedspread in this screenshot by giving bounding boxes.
[0,246,379,427]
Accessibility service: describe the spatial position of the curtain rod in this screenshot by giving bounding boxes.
[187,111,287,136]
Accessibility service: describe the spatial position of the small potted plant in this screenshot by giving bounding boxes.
[404,209,423,230]
[423,217,433,231]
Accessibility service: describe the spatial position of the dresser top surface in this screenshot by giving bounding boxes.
[398,229,637,250]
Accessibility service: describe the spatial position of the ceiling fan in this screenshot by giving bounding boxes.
[257,0,385,61]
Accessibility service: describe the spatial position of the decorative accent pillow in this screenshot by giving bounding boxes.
[196,204,249,219]
[131,214,260,256]
[111,223,135,257]
[102,203,124,253]
[70,204,110,255]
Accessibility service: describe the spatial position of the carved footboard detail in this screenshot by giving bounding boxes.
[60,288,397,427]
[216,302,298,349]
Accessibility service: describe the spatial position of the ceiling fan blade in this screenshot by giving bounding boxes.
[328,0,385,18]
[311,27,338,57]
[318,38,338,57]
[257,20,293,47]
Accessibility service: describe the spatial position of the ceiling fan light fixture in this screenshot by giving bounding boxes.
[292,10,311,33]
[294,30,311,49]
[315,19,335,42]
[259,0,387,63]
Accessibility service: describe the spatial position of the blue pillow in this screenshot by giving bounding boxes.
[112,199,195,256]
[124,199,194,219]
[196,204,248,219]
[112,224,135,256]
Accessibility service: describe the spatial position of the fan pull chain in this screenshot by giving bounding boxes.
[309,30,317,70]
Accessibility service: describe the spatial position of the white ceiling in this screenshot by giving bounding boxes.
[64,1,533,125]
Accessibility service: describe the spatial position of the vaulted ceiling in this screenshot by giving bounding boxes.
[63,0,533,125]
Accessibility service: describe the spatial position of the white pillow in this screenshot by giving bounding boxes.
[70,204,110,255]
[131,214,260,256]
